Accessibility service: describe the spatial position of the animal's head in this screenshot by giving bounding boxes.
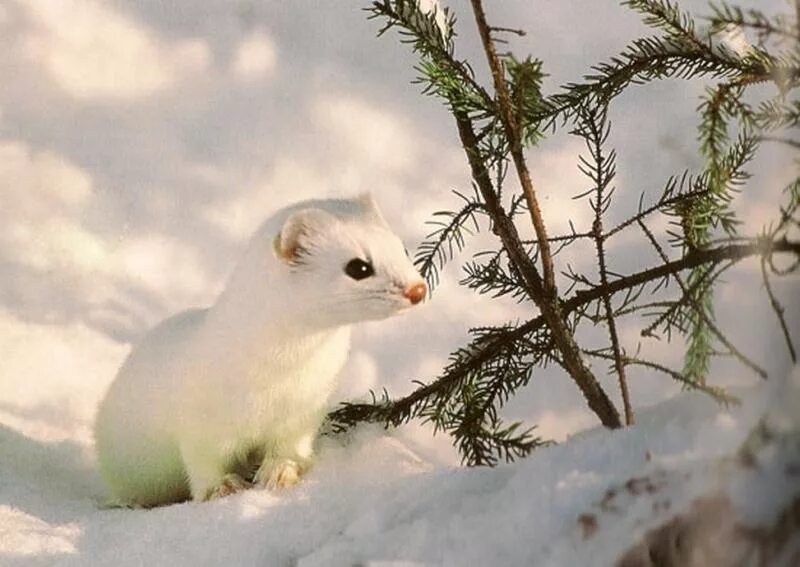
[270,193,427,328]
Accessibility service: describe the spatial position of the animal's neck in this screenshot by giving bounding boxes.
[203,280,346,361]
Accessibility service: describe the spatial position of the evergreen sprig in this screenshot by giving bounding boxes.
[327,0,800,466]
[414,190,485,290]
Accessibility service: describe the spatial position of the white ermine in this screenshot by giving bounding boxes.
[94,194,426,507]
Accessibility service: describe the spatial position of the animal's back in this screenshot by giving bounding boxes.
[94,308,207,506]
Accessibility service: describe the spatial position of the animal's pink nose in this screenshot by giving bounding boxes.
[403,282,427,305]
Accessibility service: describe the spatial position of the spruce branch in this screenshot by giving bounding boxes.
[329,237,799,438]
[453,109,623,428]
[583,349,740,406]
[368,0,494,115]
[638,220,768,380]
[573,103,634,424]
[339,0,800,465]
[469,0,557,295]
[414,191,485,290]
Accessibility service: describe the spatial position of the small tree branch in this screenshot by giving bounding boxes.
[578,103,634,424]
[571,238,800,307]
[583,349,740,407]
[638,221,768,380]
[760,255,797,363]
[453,110,623,428]
[469,0,557,296]
[332,237,799,432]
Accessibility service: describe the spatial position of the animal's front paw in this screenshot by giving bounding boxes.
[255,459,303,490]
[204,473,252,501]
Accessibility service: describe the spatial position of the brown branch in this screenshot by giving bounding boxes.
[640,261,719,338]
[460,0,622,429]
[453,111,622,428]
[469,0,556,295]
[570,238,799,307]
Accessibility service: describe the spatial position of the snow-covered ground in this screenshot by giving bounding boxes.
[1,306,798,565]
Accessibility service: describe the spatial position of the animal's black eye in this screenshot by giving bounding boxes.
[344,258,374,280]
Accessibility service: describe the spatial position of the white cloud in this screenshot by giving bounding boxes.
[0,141,92,209]
[231,30,277,82]
[204,155,331,241]
[19,0,210,101]
[205,93,455,242]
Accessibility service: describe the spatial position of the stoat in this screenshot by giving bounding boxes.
[94,194,426,507]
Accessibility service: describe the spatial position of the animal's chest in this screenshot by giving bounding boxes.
[231,335,350,437]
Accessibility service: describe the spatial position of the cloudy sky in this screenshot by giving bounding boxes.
[0,0,795,452]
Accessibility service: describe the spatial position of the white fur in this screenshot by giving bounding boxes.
[94,194,424,507]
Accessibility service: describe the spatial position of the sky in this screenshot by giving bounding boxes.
[0,0,797,452]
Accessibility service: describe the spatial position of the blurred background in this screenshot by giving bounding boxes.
[0,0,796,461]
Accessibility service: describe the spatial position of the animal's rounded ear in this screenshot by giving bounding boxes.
[357,192,388,225]
[273,208,336,263]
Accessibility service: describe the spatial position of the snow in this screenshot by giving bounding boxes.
[1,0,797,564]
[1,307,797,565]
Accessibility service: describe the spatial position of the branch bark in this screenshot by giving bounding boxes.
[454,111,623,428]
[465,0,623,428]
[469,0,556,295]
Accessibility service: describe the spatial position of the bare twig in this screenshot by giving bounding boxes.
[489,25,526,37]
